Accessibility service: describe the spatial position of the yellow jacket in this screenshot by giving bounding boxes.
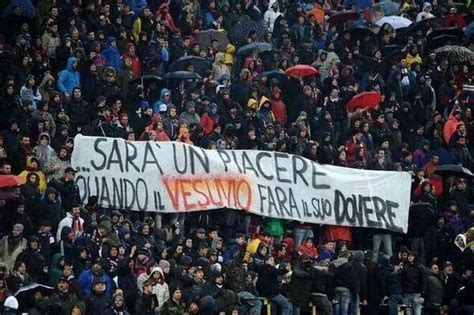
[224,43,236,72]
[18,156,47,193]
[132,17,142,43]
[406,53,422,69]
[244,238,261,262]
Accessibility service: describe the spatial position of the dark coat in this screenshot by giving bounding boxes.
[287,263,313,307]
[256,264,287,298]
[422,272,444,308]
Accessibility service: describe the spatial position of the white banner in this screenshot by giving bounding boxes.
[72,135,411,232]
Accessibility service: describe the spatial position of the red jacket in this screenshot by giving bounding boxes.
[270,87,287,125]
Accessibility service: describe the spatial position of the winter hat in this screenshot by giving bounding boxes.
[159,103,168,112]
[13,223,24,233]
[158,259,170,270]
[4,296,19,310]
[140,100,150,109]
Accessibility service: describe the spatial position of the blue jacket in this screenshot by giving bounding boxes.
[102,37,122,70]
[57,57,80,94]
[77,269,114,298]
[153,88,171,114]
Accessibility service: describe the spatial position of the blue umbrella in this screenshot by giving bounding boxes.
[372,2,400,16]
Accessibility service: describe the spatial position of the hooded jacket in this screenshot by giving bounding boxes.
[270,87,287,125]
[102,37,122,70]
[40,187,64,228]
[153,88,172,114]
[330,257,356,291]
[18,156,47,193]
[149,266,170,310]
[57,57,80,94]
[263,0,282,32]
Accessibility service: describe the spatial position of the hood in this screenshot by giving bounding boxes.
[211,237,223,249]
[45,187,58,198]
[160,88,171,101]
[38,132,51,143]
[66,57,78,72]
[40,73,55,87]
[107,36,117,45]
[247,98,258,110]
[271,87,282,99]
[332,257,348,268]
[455,234,466,252]
[215,52,225,63]
[352,250,365,264]
[150,266,165,279]
[26,155,39,168]
[51,253,65,268]
[268,0,278,9]
[258,96,271,110]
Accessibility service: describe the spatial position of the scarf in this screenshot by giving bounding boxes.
[7,233,22,255]
[72,217,83,236]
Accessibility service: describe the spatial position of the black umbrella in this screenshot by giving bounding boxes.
[427,27,462,41]
[237,42,272,56]
[339,26,376,42]
[163,71,202,80]
[427,35,460,51]
[170,56,212,76]
[402,17,443,36]
[327,11,359,25]
[128,75,162,86]
[254,70,288,82]
[434,164,473,177]
[229,20,265,46]
[195,30,230,51]
[15,283,54,308]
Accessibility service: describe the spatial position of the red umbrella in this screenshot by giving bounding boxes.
[285,65,318,78]
[346,92,382,112]
[0,175,25,188]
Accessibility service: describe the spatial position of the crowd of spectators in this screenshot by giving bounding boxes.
[0,0,473,314]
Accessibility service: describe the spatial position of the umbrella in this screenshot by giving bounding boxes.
[346,92,382,112]
[285,65,318,78]
[339,26,376,42]
[128,75,162,86]
[372,2,400,16]
[195,30,230,51]
[434,164,473,177]
[327,11,359,25]
[14,283,55,309]
[433,45,474,63]
[170,56,212,76]
[0,175,24,188]
[427,27,462,41]
[163,71,202,80]
[375,16,412,29]
[229,20,265,46]
[427,35,460,51]
[254,70,288,83]
[401,17,443,36]
[237,42,272,56]
[15,283,54,297]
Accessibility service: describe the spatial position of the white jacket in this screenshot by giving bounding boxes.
[56,212,84,241]
[263,0,281,32]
